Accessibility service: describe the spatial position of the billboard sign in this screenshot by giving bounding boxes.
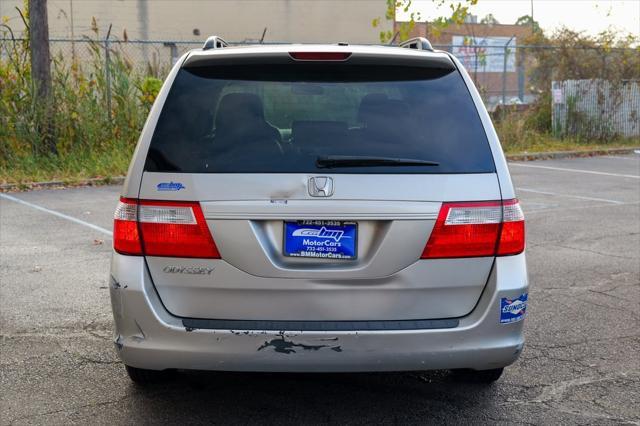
[452,36,516,73]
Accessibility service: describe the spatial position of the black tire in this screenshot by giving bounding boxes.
[451,367,504,383]
[125,365,169,385]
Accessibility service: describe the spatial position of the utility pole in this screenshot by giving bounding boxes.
[29,0,56,155]
[530,0,535,33]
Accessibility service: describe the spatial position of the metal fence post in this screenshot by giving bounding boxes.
[551,81,559,137]
[517,49,525,102]
[502,36,515,107]
[104,24,112,122]
[163,42,178,66]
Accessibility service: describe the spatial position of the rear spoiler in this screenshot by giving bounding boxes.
[183,50,455,70]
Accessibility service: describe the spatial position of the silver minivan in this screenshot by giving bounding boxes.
[110,37,528,385]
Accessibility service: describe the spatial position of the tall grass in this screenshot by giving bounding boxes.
[493,103,638,154]
[0,32,160,185]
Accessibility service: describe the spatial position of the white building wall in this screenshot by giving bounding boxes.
[1,0,391,43]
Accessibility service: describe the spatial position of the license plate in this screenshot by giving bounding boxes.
[283,220,357,259]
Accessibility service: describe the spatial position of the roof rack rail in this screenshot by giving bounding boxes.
[399,37,434,52]
[202,36,228,50]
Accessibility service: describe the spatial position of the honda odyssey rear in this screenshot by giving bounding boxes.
[109,37,528,385]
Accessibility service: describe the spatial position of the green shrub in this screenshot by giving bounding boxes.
[137,76,163,108]
[524,93,552,133]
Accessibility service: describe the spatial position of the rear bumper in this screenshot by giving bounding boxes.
[109,253,528,372]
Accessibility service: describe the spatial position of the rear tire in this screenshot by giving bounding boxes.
[451,367,504,383]
[125,365,169,385]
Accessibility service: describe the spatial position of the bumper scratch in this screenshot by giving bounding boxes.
[258,335,342,354]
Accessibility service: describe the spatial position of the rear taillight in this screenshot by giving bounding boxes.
[496,199,526,256]
[113,198,220,258]
[421,199,525,259]
[113,199,143,255]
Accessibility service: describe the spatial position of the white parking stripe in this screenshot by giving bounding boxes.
[516,187,626,204]
[509,163,640,179]
[0,193,113,237]
[605,156,640,161]
[525,201,640,215]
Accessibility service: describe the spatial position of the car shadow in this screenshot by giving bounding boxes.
[123,370,502,424]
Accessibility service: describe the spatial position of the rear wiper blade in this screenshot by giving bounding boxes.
[316,155,439,169]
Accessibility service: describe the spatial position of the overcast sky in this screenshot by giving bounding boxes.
[396,0,640,36]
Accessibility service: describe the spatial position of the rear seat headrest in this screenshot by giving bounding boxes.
[215,93,266,130]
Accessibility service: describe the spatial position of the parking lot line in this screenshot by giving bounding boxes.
[605,155,640,161]
[524,200,640,215]
[0,193,113,237]
[516,187,625,204]
[509,163,640,179]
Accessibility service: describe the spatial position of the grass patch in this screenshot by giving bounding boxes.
[2,133,637,187]
[0,141,134,186]
[501,135,639,155]
[494,109,639,154]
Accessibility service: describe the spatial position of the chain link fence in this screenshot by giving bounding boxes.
[49,38,202,76]
[1,37,531,107]
[2,36,638,137]
[552,79,640,139]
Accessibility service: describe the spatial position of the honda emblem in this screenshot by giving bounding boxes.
[308,176,334,197]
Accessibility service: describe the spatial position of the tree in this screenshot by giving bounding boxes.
[515,14,540,33]
[373,0,478,43]
[28,0,56,155]
[480,13,499,25]
[521,27,639,134]
[372,0,420,44]
[525,27,639,93]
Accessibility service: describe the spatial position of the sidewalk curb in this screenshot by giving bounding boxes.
[505,147,639,161]
[0,176,125,192]
[2,147,638,192]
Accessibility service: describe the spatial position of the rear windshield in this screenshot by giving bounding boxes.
[145,64,495,174]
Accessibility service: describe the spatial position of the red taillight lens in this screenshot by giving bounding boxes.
[113,198,220,258]
[114,198,143,255]
[289,51,352,61]
[421,201,501,258]
[421,199,525,259]
[497,199,526,256]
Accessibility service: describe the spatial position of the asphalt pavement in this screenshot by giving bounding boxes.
[1,154,639,425]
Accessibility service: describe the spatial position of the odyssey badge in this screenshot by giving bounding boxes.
[163,265,214,275]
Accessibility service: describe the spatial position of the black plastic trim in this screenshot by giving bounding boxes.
[182,318,459,331]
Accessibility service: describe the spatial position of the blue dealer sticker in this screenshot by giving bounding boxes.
[284,220,357,259]
[500,293,528,324]
[157,181,185,191]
